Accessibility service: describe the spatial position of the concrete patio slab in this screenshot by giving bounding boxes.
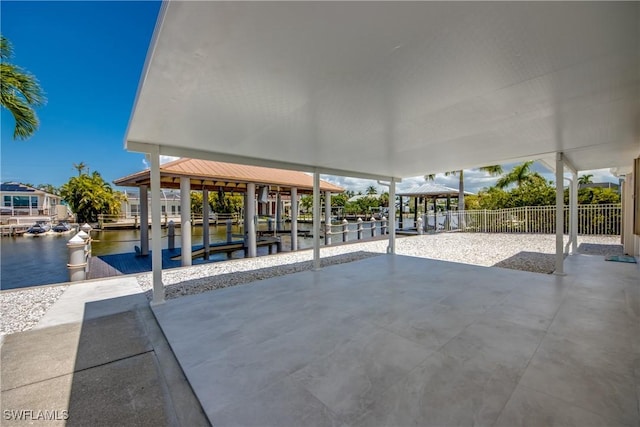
[153,254,639,426]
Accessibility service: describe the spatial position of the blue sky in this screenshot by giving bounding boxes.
[1,1,161,187]
[1,1,619,195]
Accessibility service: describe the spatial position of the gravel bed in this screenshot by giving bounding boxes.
[1,233,624,336]
[0,285,69,336]
[136,248,385,301]
[137,233,623,300]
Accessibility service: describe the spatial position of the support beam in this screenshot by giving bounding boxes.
[139,185,149,256]
[554,152,565,275]
[180,177,192,266]
[202,188,210,258]
[388,179,396,254]
[291,187,298,251]
[570,172,578,254]
[246,183,257,258]
[313,172,321,270]
[149,146,164,304]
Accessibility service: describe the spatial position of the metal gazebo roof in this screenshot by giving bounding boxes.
[396,183,473,198]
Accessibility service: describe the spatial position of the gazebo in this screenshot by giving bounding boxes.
[397,183,472,230]
[114,158,343,262]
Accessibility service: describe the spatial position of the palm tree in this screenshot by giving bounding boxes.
[495,161,534,189]
[366,185,377,195]
[73,162,87,176]
[425,165,503,211]
[578,174,593,185]
[0,35,46,140]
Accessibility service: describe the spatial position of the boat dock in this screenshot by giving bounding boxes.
[88,237,282,279]
[0,225,30,237]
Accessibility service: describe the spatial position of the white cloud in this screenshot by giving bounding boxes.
[141,155,180,170]
[160,155,179,164]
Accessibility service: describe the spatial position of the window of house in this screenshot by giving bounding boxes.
[4,196,11,207]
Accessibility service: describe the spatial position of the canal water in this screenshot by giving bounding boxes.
[0,219,397,290]
[1,223,317,290]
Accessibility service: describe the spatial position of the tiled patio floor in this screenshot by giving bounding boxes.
[153,254,639,426]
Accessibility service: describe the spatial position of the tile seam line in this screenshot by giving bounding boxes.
[491,284,568,426]
[517,382,635,426]
[0,349,155,393]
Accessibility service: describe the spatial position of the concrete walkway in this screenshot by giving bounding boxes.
[1,278,208,426]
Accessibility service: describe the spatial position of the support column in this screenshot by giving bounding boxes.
[388,179,396,254]
[202,188,210,258]
[180,177,192,266]
[570,172,578,254]
[313,173,321,270]
[149,146,164,304]
[276,191,282,231]
[325,190,332,246]
[290,187,298,251]
[414,197,418,224]
[246,183,257,258]
[139,185,149,256]
[398,196,403,228]
[554,152,565,275]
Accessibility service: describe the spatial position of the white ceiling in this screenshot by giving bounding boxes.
[126,2,639,180]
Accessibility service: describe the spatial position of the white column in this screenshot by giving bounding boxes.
[388,179,396,254]
[149,146,164,304]
[554,153,565,275]
[324,190,332,245]
[276,191,282,230]
[313,172,321,270]
[570,172,578,254]
[290,187,298,251]
[202,188,209,258]
[246,183,257,257]
[180,177,192,266]
[139,185,149,256]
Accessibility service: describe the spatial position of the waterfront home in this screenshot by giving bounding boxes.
[0,182,67,224]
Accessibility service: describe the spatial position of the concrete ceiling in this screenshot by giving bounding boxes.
[126,2,639,180]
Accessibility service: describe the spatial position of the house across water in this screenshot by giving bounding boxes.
[0,182,69,226]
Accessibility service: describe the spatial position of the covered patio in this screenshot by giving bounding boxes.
[153,253,639,425]
[122,2,639,425]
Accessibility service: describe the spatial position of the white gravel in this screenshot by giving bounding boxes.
[1,233,624,336]
[0,284,69,336]
[136,233,623,301]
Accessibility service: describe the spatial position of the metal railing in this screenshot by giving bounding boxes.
[411,204,621,235]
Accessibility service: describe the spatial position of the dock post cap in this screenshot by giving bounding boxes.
[80,223,93,232]
[77,230,90,240]
[67,234,85,246]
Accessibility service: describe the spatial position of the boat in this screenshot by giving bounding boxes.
[24,221,52,237]
[52,221,73,233]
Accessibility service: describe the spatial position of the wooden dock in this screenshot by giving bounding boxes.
[0,225,30,237]
[87,238,282,279]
